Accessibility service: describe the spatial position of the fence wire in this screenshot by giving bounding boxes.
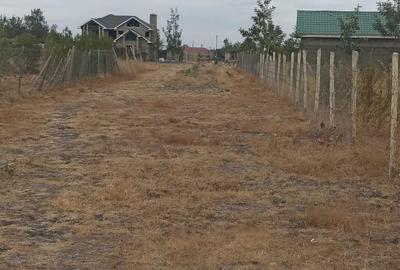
[0,46,122,101]
[238,49,393,140]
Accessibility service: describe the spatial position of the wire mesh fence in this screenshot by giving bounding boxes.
[0,46,135,101]
[238,49,397,180]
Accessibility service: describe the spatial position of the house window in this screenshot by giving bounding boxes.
[145,31,150,38]
[127,19,140,27]
[108,30,117,39]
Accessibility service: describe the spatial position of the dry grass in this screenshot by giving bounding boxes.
[304,204,365,231]
[0,63,399,269]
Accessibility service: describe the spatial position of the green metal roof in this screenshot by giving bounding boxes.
[297,10,384,37]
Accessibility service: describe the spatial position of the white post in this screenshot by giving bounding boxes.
[303,50,308,111]
[272,51,276,86]
[314,48,322,118]
[295,51,301,105]
[265,55,268,82]
[261,52,265,81]
[282,54,287,94]
[389,52,399,181]
[67,46,76,81]
[289,52,295,101]
[329,52,336,128]
[351,50,359,144]
[268,55,272,83]
[277,53,281,93]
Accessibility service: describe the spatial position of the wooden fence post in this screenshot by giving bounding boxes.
[329,52,336,128]
[79,50,88,79]
[272,51,276,86]
[351,50,359,144]
[277,53,281,93]
[282,54,287,94]
[302,50,308,111]
[295,51,301,105]
[264,53,269,83]
[314,48,321,118]
[131,46,138,62]
[35,52,53,91]
[67,46,75,81]
[112,48,120,73]
[289,52,295,101]
[389,52,399,181]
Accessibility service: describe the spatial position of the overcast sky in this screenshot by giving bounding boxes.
[2,0,378,48]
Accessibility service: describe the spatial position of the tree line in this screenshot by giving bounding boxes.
[0,9,113,52]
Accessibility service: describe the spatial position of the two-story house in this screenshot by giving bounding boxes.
[80,14,158,61]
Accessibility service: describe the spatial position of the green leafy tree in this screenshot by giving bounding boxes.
[163,8,183,60]
[14,33,41,73]
[222,38,241,54]
[339,4,361,54]
[155,29,164,58]
[284,29,302,54]
[375,0,400,38]
[239,0,285,53]
[24,8,49,42]
[0,15,26,39]
[240,37,257,52]
[74,35,113,50]
[46,25,74,56]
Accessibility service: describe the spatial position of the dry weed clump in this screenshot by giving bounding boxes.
[304,205,365,232]
[358,65,391,130]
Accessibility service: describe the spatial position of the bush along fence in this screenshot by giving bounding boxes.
[0,46,137,100]
[238,49,399,181]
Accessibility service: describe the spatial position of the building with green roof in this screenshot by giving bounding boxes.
[297,10,399,62]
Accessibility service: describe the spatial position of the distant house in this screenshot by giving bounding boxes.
[80,14,158,61]
[183,46,213,62]
[297,10,399,62]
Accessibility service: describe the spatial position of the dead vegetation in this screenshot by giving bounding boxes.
[0,63,399,269]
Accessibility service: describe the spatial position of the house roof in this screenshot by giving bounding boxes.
[297,10,385,38]
[83,14,153,30]
[184,47,213,56]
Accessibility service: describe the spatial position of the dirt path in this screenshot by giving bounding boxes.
[0,63,399,269]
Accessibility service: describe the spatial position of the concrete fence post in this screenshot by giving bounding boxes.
[389,52,399,181]
[351,50,359,144]
[264,52,269,84]
[314,48,321,118]
[295,51,301,105]
[289,52,295,101]
[282,54,287,94]
[277,53,281,94]
[272,51,276,86]
[302,50,308,111]
[329,52,336,128]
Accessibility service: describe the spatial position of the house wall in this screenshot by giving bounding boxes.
[117,24,150,38]
[116,23,153,61]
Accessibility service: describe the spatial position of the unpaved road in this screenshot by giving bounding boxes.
[0,63,399,269]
